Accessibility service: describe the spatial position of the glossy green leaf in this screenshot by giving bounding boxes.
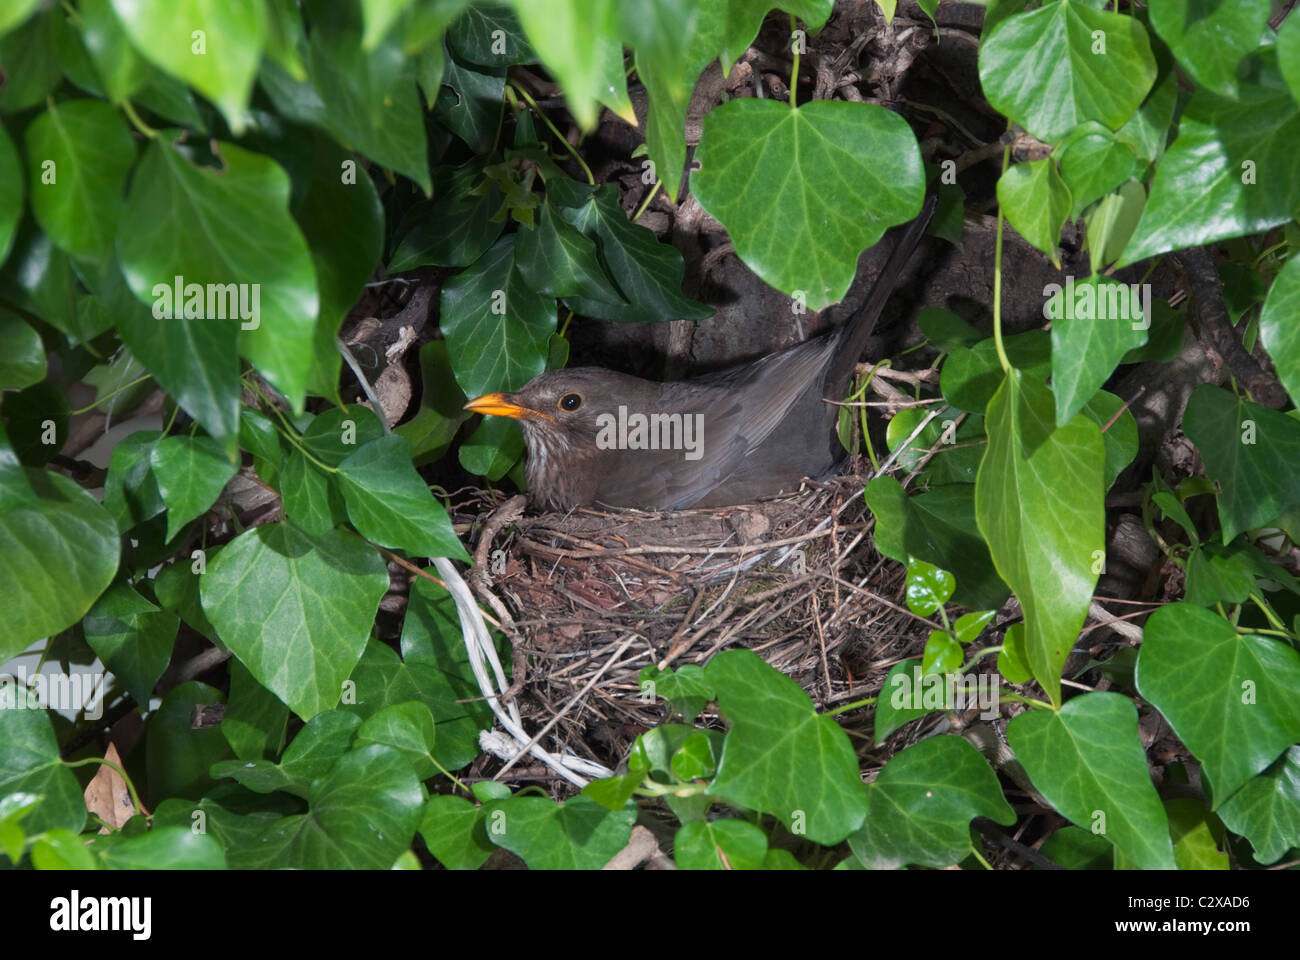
[640,663,714,723]
[1008,691,1176,869]
[1137,603,1300,805]
[78,0,152,101]
[997,158,1071,266]
[1148,0,1270,99]
[32,828,97,869]
[390,177,504,271]
[940,331,1051,414]
[0,706,85,835]
[515,200,624,302]
[997,622,1032,684]
[975,371,1104,706]
[150,434,239,541]
[1216,746,1300,866]
[904,557,954,616]
[0,466,120,660]
[484,794,635,869]
[95,826,226,869]
[0,310,44,391]
[440,234,554,396]
[433,48,506,153]
[979,1,1157,143]
[1085,179,1145,273]
[221,659,290,761]
[0,0,39,36]
[1182,384,1300,542]
[1260,253,1300,407]
[102,430,164,532]
[145,681,232,801]
[211,710,362,795]
[873,661,933,742]
[849,735,1014,869]
[0,11,61,112]
[338,433,471,562]
[83,582,178,705]
[558,184,712,323]
[420,794,493,869]
[457,414,522,482]
[675,818,768,870]
[1121,50,1300,264]
[1059,123,1140,217]
[1078,389,1139,491]
[1165,797,1229,870]
[1048,276,1149,426]
[0,122,20,264]
[354,701,438,779]
[706,649,866,844]
[693,98,923,310]
[109,0,266,133]
[201,523,389,720]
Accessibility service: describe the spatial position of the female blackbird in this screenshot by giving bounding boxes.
[466,196,935,511]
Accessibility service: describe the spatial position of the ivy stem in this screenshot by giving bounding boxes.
[630,180,662,223]
[122,100,158,140]
[1248,592,1291,635]
[62,757,148,823]
[248,380,337,473]
[789,15,800,108]
[992,144,1011,374]
[969,843,994,870]
[68,373,153,416]
[511,84,595,185]
[1001,692,1053,709]
[826,696,877,716]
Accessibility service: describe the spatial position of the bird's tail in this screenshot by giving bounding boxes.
[826,193,939,393]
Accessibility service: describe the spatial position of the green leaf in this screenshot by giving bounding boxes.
[32,828,98,869]
[705,649,866,844]
[24,99,135,265]
[1058,123,1140,218]
[447,2,532,64]
[116,137,318,445]
[873,661,934,742]
[692,98,923,310]
[515,200,624,302]
[0,122,20,264]
[849,735,1014,869]
[1216,746,1300,866]
[221,659,290,761]
[239,745,425,868]
[150,434,239,541]
[997,157,1071,266]
[390,175,504,271]
[1048,276,1149,426]
[1165,797,1229,871]
[306,0,431,194]
[1260,253,1300,407]
[1120,50,1300,264]
[1038,824,1114,869]
[440,234,555,396]
[0,706,85,835]
[354,701,438,779]
[978,1,1157,143]
[1078,389,1138,491]
[0,310,44,391]
[675,818,769,870]
[279,447,347,535]
[940,331,1051,413]
[975,371,1104,706]
[0,0,39,36]
[640,663,714,722]
[94,826,226,869]
[146,681,232,801]
[83,582,178,705]
[997,622,1032,684]
[419,794,493,869]
[433,47,506,154]
[1148,0,1270,99]
[904,557,954,616]
[0,466,120,660]
[1085,179,1146,273]
[918,307,983,350]
[1008,692,1176,870]
[1182,384,1300,542]
[211,710,362,795]
[201,523,390,720]
[108,0,266,133]
[922,629,962,676]
[1136,603,1300,806]
[0,11,61,112]
[884,407,984,486]
[484,794,635,869]
[102,430,164,533]
[395,340,469,463]
[338,434,471,561]
[78,0,152,101]
[558,184,712,323]
[507,0,630,130]
[457,414,522,481]
[953,610,997,645]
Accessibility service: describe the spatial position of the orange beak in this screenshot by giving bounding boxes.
[463,393,552,422]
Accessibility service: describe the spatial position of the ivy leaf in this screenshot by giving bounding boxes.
[1181,384,1300,542]
[108,0,266,133]
[0,11,63,112]
[457,415,522,482]
[0,123,20,264]
[904,557,954,616]
[975,371,1104,707]
[558,184,713,323]
[337,434,471,562]
[1147,0,1270,99]
[483,795,635,869]
[0,310,44,391]
[849,735,1014,869]
[706,649,867,844]
[201,523,389,720]
[77,0,152,103]
[872,661,933,742]
[389,176,504,271]
[996,158,1071,267]
[447,2,532,65]
[0,0,39,36]
[940,331,1051,413]
[1216,746,1300,865]
[354,701,438,780]
[1120,50,1300,265]
[433,47,506,154]
[978,1,1157,143]
[1058,122,1140,218]
[211,710,362,795]
[1048,276,1149,426]
[23,99,135,265]
[515,200,624,302]
[1259,253,1300,407]
[92,826,226,869]
[419,795,493,869]
[221,659,290,761]
[1008,692,1176,870]
[0,466,120,660]
[1136,603,1300,806]
[692,98,924,310]
[1078,389,1138,491]
[675,819,769,870]
[83,582,179,705]
[150,434,239,542]
[0,705,86,835]
[440,234,554,396]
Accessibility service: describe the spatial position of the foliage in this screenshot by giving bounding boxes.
[1,0,1298,870]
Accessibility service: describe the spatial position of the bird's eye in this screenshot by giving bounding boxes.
[558,393,583,412]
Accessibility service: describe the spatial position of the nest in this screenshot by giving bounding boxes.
[446,467,934,787]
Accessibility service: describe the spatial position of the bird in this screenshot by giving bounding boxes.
[465,196,936,512]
